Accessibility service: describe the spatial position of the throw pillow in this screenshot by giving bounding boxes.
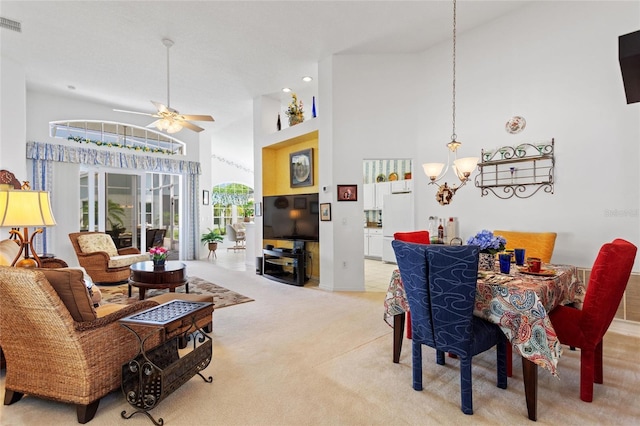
[77,233,118,257]
[39,268,97,322]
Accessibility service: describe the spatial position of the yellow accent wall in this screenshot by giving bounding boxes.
[262,130,320,280]
[262,130,318,196]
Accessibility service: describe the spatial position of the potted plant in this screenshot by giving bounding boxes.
[242,201,254,222]
[201,228,224,255]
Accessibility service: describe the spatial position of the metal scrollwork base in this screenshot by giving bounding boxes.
[121,319,212,425]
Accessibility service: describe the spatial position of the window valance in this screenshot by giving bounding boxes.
[26,141,201,175]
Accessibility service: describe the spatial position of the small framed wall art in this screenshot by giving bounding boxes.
[337,185,357,201]
[202,190,210,205]
[320,203,331,221]
[290,148,313,188]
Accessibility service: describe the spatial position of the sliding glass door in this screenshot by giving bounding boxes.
[80,168,181,258]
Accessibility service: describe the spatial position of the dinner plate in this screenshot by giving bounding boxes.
[388,172,398,181]
[505,116,526,134]
[520,268,556,277]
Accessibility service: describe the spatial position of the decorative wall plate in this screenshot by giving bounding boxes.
[376,174,386,182]
[505,116,526,134]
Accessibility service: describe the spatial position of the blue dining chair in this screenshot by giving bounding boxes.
[392,241,508,415]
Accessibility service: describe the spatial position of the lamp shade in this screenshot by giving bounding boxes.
[166,121,183,134]
[453,157,479,177]
[0,190,57,227]
[289,209,302,220]
[422,163,445,180]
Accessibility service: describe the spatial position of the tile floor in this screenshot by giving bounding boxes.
[208,239,395,292]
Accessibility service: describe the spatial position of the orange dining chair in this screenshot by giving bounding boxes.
[493,230,557,264]
[393,231,429,341]
[548,238,636,402]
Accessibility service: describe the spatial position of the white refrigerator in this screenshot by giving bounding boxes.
[381,193,414,263]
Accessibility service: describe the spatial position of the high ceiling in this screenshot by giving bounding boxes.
[0,1,532,169]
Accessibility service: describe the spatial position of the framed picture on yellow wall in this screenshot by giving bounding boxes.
[290,148,313,188]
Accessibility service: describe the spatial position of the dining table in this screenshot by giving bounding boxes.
[384,263,585,421]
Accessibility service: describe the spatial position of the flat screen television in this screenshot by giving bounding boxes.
[262,193,319,242]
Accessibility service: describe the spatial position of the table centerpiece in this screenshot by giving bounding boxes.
[467,230,506,271]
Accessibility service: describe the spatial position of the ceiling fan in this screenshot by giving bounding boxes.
[114,38,214,133]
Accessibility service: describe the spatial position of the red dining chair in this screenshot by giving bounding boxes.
[393,231,430,341]
[548,238,637,402]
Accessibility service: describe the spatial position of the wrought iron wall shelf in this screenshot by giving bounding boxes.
[475,138,554,199]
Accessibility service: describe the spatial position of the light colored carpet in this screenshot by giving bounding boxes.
[99,276,254,308]
[1,260,639,425]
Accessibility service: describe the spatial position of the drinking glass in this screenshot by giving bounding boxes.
[514,248,526,266]
[499,253,511,274]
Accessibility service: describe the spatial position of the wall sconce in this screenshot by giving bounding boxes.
[422,0,478,206]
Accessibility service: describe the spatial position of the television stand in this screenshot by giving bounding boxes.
[262,248,307,286]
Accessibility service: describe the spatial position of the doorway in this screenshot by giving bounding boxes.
[79,169,181,257]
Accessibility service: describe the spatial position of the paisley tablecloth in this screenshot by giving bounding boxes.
[384,264,585,376]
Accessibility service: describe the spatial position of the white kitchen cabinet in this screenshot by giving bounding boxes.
[364,182,390,210]
[363,183,376,210]
[390,179,413,193]
[364,228,383,259]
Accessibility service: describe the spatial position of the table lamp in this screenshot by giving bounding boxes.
[0,189,57,267]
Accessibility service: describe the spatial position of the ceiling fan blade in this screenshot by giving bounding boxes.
[151,101,178,114]
[180,114,215,122]
[113,108,155,117]
[180,121,205,132]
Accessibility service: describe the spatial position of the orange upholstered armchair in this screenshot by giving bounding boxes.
[69,232,150,284]
[493,230,557,263]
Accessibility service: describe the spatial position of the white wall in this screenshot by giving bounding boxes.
[16,90,205,263]
[321,54,422,290]
[0,57,27,177]
[25,90,200,159]
[311,1,640,291]
[415,1,640,269]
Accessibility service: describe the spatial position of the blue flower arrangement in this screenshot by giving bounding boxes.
[467,230,506,254]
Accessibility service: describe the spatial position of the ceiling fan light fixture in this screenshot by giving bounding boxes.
[166,121,183,134]
[155,118,171,131]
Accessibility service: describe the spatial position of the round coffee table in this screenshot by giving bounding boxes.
[129,261,188,300]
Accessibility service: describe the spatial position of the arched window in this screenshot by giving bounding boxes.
[211,183,254,231]
[50,120,186,155]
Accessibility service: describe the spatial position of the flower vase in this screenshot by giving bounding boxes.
[478,252,495,272]
[153,259,166,269]
[289,113,304,127]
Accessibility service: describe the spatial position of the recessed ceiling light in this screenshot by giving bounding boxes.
[282,87,292,93]
[302,76,313,82]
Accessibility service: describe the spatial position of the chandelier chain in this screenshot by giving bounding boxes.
[451,0,457,142]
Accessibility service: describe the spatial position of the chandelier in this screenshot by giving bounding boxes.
[422,0,478,206]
